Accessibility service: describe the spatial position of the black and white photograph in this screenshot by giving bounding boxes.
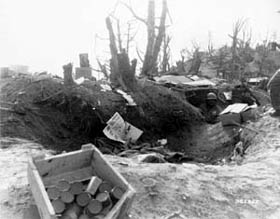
[0,0,279,218]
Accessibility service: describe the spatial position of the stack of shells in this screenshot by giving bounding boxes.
[46,176,125,219]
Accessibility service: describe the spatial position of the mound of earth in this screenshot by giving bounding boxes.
[0,115,279,219]
[0,75,202,152]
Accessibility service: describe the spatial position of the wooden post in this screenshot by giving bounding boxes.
[63,63,74,87]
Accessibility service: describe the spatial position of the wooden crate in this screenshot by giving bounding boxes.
[27,144,135,219]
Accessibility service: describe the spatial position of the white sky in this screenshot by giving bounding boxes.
[0,0,279,76]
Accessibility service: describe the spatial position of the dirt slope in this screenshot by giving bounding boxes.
[0,115,279,219]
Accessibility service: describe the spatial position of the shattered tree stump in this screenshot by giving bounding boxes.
[63,63,75,87]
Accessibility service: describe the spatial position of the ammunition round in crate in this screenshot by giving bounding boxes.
[86,176,102,196]
[99,200,113,217]
[111,186,125,201]
[61,191,75,204]
[91,216,105,219]
[47,187,60,200]
[78,214,90,219]
[70,181,84,195]
[76,192,91,207]
[51,199,65,214]
[96,191,111,207]
[86,199,102,215]
[98,181,112,193]
[57,180,71,192]
[61,203,82,219]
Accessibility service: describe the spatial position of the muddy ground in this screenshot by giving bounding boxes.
[0,115,279,219]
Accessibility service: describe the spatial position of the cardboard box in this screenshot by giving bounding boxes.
[27,144,135,219]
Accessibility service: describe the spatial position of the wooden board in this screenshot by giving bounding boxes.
[107,189,135,219]
[27,158,57,219]
[35,150,93,178]
[43,166,93,187]
[90,145,136,219]
[91,149,129,191]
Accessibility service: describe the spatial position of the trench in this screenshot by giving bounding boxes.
[0,77,256,165]
[1,101,251,165]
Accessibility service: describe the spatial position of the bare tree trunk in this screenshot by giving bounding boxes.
[97,59,109,79]
[117,20,123,52]
[106,16,137,91]
[141,0,155,77]
[106,17,120,86]
[162,34,171,73]
[230,19,245,81]
[150,0,167,73]
[126,22,131,54]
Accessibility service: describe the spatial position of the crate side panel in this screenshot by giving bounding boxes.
[35,150,93,178]
[27,160,57,219]
[43,166,93,187]
[91,149,130,191]
[105,189,135,219]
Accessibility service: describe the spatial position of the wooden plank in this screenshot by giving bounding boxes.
[35,150,93,178]
[43,167,93,187]
[91,147,129,191]
[27,159,57,219]
[106,189,135,219]
[90,144,136,219]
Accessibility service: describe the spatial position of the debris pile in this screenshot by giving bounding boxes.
[0,73,203,153]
